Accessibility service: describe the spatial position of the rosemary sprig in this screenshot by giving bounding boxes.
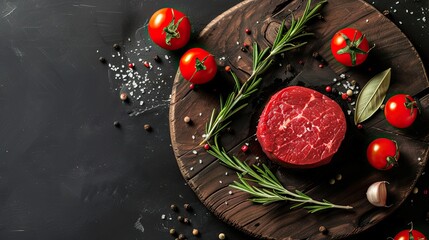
[208,137,353,213]
[201,0,328,145]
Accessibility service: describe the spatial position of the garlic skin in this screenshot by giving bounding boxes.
[366,181,389,207]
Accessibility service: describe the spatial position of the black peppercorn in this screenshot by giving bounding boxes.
[153,55,161,63]
[113,43,120,50]
[183,217,190,224]
[113,121,120,128]
[144,124,152,132]
[240,47,247,52]
[99,57,106,63]
[319,226,328,234]
[312,52,327,64]
[383,10,390,16]
[178,233,186,240]
[170,204,178,211]
[184,203,192,211]
[177,216,184,222]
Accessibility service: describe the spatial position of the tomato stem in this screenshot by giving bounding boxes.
[336,30,368,66]
[163,9,185,46]
[404,95,419,115]
[189,55,210,82]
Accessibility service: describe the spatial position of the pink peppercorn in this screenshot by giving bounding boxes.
[325,86,332,93]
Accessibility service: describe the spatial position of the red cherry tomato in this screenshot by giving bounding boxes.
[385,94,419,128]
[367,138,399,170]
[148,8,191,50]
[331,28,370,66]
[179,48,217,84]
[394,229,427,240]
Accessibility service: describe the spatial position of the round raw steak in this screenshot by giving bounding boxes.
[256,86,347,168]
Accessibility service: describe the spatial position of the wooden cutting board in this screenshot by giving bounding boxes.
[169,0,429,239]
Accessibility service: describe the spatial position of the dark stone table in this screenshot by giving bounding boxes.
[0,0,427,239]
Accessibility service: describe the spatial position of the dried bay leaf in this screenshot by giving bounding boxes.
[354,68,391,125]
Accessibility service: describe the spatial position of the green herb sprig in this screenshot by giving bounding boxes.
[201,0,328,145]
[208,137,353,213]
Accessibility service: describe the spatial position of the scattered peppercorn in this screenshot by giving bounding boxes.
[312,52,327,64]
[170,228,177,236]
[189,84,195,90]
[243,42,249,48]
[245,28,251,34]
[153,55,161,63]
[218,233,226,239]
[335,174,342,181]
[183,217,190,224]
[120,92,128,101]
[170,204,178,211]
[143,61,150,68]
[298,60,304,65]
[177,216,184,222]
[357,124,363,129]
[225,66,231,72]
[350,80,356,85]
[240,47,247,52]
[99,56,106,63]
[383,9,390,16]
[341,93,348,100]
[113,121,120,128]
[144,124,152,132]
[178,233,186,240]
[192,229,199,236]
[312,52,320,58]
[318,64,324,68]
[184,116,191,124]
[128,63,134,69]
[113,43,120,50]
[204,143,210,150]
[325,86,332,93]
[346,89,353,97]
[319,226,328,234]
[241,145,249,153]
[184,203,192,211]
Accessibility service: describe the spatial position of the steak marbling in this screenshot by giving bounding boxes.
[256,86,346,168]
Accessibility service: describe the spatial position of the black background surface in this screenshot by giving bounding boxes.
[0,0,428,239]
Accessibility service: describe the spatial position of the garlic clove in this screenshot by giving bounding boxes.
[366,181,389,207]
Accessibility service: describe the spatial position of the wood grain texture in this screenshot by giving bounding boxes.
[169,0,429,239]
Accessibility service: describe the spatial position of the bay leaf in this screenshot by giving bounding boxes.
[354,68,391,125]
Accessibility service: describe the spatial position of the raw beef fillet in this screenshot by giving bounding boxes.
[256,86,346,168]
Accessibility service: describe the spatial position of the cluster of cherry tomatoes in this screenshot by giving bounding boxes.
[148,8,217,85]
[331,28,420,168]
[332,28,426,238]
